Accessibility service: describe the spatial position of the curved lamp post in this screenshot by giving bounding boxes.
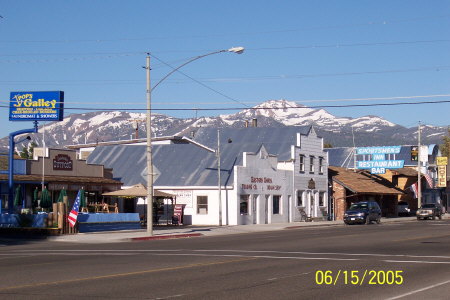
[5,121,38,214]
[144,47,244,235]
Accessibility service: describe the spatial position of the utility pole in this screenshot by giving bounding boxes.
[145,54,153,235]
[217,129,222,226]
[417,122,422,209]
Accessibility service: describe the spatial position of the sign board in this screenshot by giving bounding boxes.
[9,91,64,121]
[174,190,193,208]
[53,154,73,171]
[437,166,447,188]
[356,146,401,155]
[437,157,448,166]
[356,146,404,174]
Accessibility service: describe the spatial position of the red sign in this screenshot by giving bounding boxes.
[53,154,73,171]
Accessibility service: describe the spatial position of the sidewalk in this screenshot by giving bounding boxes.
[48,215,435,244]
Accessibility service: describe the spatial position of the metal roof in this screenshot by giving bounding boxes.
[192,126,312,161]
[87,126,314,187]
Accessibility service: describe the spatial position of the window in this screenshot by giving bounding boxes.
[273,195,281,214]
[319,192,325,207]
[299,155,305,173]
[197,196,208,214]
[240,195,249,215]
[309,156,315,173]
[319,157,324,174]
[297,190,304,207]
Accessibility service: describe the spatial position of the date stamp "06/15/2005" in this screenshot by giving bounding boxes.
[315,270,404,286]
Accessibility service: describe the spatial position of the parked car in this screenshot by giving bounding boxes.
[397,201,411,216]
[416,203,443,220]
[344,201,382,225]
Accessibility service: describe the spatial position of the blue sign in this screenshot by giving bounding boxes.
[356,146,401,155]
[357,160,405,169]
[9,91,64,121]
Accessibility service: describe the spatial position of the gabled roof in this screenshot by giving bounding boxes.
[329,166,404,195]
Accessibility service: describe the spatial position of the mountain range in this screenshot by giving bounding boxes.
[1,100,447,152]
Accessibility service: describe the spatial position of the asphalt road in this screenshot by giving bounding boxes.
[0,219,449,300]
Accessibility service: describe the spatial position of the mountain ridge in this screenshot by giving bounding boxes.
[1,99,447,151]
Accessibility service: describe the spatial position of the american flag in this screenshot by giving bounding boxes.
[410,182,418,199]
[424,173,434,189]
[68,190,81,227]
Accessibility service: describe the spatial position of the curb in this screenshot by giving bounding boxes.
[129,233,203,241]
[285,222,342,230]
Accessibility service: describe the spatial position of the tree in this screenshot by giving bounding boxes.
[440,127,450,158]
[17,142,38,159]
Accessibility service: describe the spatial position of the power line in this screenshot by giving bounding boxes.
[2,93,450,106]
[2,99,450,111]
[2,14,449,44]
[1,39,449,58]
[1,64,449,85]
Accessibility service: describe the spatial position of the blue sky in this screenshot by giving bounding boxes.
[1,0,450,138]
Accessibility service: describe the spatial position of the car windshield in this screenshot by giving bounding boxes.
[349,203,368,210]
[421,204,435,208]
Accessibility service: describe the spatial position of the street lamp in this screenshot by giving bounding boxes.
[145,47,244,235]
[6,122,38,214]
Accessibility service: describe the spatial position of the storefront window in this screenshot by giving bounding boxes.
[319,192,325,207]
[297,190,304,207]
[273,195,281,214]
[240,195,249,215]
[197,196,208,214]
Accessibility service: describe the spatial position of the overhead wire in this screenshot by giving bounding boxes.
[2,98,450,111]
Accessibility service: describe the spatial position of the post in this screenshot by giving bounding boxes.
[417,122,422,209]
[217,129,222,226]
[146,54,154,235]
[7,122,38,214]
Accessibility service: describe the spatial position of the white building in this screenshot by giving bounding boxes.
[86,126,329,225]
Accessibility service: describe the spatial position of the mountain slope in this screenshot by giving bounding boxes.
[1,99,447,151]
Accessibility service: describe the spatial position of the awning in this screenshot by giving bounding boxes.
[102,183,174,198]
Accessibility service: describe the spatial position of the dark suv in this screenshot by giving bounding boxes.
[416,203,443,220]
[344,201,382,225]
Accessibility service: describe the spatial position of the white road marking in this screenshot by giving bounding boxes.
[383,260,450,264]
[386,279,450,299]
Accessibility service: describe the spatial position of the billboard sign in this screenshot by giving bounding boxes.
[9,91,64,121]
[356,146,404,174]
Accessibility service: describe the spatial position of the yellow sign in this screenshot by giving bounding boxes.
[437,157,448,166]
[437,166,447,188]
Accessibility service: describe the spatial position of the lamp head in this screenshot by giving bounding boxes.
[228,47,245,54]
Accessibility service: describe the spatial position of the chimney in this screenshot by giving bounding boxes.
[252,118,258,127]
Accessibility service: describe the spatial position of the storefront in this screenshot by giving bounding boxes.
[0,148,122,212]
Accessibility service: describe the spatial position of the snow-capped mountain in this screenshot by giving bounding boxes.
[1,99,447,151]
